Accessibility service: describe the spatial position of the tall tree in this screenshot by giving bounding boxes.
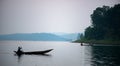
[84,4,120,40]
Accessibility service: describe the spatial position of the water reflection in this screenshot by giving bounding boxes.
[14,53,23,62]
[91,46,120,66]
[14,53,52,63]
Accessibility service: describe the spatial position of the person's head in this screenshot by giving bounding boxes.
[18,47,22,49]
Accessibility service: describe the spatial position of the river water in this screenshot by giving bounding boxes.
[0,41,120,66]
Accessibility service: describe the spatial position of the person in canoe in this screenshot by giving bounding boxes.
[16,46,23,54]
[14,47,53,55]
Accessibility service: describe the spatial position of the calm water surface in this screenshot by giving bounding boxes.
[0,41,120,66]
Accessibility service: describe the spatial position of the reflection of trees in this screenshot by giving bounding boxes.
[91,46,120,66]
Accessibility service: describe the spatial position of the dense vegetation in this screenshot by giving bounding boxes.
[76,4,120,44]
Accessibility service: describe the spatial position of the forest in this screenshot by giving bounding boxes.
[77,4,120,44]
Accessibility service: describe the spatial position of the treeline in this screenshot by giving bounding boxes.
[82,4,120,42]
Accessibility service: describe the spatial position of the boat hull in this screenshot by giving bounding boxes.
[14,49,53,55]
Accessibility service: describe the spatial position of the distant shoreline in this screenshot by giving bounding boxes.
[74,40,120,45]
[0,40,70,42]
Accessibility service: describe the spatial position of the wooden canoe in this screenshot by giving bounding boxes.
[14,49,53,55]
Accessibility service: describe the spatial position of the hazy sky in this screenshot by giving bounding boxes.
[0,0,120,34]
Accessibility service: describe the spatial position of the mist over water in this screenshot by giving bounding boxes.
[0,41,120,66]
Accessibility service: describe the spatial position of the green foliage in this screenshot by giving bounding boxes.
[84,4,120,41]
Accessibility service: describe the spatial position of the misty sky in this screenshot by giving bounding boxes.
[0,0,120,34]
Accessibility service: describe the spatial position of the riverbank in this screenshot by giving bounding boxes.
[74,39,120,45]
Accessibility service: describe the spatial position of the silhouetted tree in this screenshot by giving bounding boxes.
[84,4,120,40]
[79,33,84,40]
